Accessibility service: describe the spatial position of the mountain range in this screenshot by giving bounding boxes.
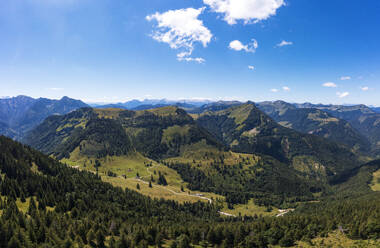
[23,101,369,207]
[0,95,88,139]
[1,95,380,246]
[293,102,380,155]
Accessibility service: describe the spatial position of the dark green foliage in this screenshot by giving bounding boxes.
[295,103,380,156]
[157,173,168,186]
[196,103,360,183]
[257,101,371,152]
[0,95,88,140]
[167,156,319,206]
[0,136,223,247]
[107,171,117,177]
[24,107,223,160]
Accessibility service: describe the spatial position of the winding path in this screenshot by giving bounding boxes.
[131,165,236,217]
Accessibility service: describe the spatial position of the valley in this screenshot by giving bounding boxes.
[1,98,380,247]
[2,1,380,246]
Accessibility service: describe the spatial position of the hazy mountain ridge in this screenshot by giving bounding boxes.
[295,102,380,155]
[92,99,212,110]
[257,101,371,152]
[4,95,380,157]
[0,95,88,139]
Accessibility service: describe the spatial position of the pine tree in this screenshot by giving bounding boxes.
[155,232,164,248]
[170,241,178,248]
[96,230,106,248]
[158,174,168,186]
[177,234,191,248]
[87,229,96,246]
[28,197,37,215]
[117,234,131,248]
[7,236,21,248]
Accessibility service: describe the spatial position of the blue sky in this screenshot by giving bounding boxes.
[1,0,380,105]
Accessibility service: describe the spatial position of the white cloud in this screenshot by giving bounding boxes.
[322,82,337,88]
[177,51,206,63]
[146,8,212,63]
[276,40,293,47]
[270,88,279,92]
[340,76,351,81]
[337,92,349,98]
[360,86,369,91]
[282,86,290,91]
[203,0,285,25]
[229,39,258,53]
[248,65,255,70]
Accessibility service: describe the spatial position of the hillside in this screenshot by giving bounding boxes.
[189,101,242,114]
[1,135,380,247]
[24,106,330,207]
[24,106,223,160]
[196,103,361,184]
[24,105,367,210]
[0,135,221,247]
[257,101,370,152]
[295,103,380,155]
[0,95,88,139]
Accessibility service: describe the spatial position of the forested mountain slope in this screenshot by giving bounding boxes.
[24,107,222,160]
[196,103,361,183]
[0,96,88,139]
[295,103,380,155]
[24,107,327,207]
[257,101,370,152]
[0,135,379,247]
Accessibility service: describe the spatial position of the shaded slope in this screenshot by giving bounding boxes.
[257,101,370,152]
[196,103,360,182]
[0,95,88,139]
[24,107,223,160]
[296,103,380,155]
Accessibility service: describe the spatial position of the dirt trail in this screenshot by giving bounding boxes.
[131,167,236,217]
[85,164,236,217]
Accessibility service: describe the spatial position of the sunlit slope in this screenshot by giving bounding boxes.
[24,107,223,160]
[196,102,361,183]
[257,100,371,152]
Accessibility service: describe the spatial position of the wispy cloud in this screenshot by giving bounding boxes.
[146,7,212,63]
[340,76,351,81]
[282,86,290,91]
[270,88,279,92]
[276,40,293,47]
[360,86,369,91]
[248,65,255,70]
[229,39,258,53]
[337,92,349,98]
[322,82,337,88]
[203,0,285,25]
